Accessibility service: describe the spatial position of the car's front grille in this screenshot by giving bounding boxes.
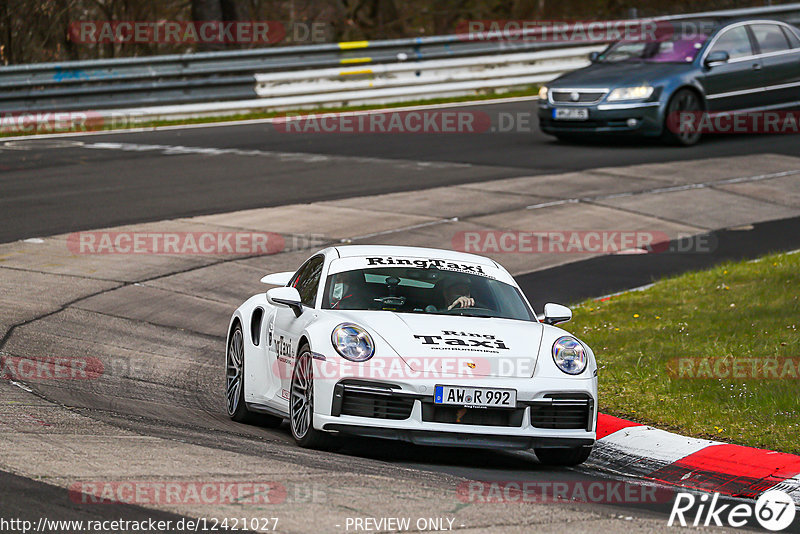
[529,394,594,430]
[332,382,415,420]
[422,403,525,427]
[551,90,606,104]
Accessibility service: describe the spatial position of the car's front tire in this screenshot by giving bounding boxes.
[290,344,337,449]
[534,446,592,466]
[226,323,282,427]
[661,88,703,146]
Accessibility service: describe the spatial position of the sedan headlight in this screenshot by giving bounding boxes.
[331,323,375,362]
[538,86,548,100]
[552,336,587,375]
[606,85,654,101]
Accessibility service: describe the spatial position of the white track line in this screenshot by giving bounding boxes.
[0,96,540,143]
[525,169,800,210]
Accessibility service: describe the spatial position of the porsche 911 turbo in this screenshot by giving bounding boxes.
[226,245,598,465]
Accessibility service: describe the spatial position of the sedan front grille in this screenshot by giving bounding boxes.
[529,394,594,430]
[551,90,607,104]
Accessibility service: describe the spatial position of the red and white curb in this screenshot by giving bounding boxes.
[593,414,800,505]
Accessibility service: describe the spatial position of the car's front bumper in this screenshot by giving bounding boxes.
[538,100,663,136]
[313,375,598,450]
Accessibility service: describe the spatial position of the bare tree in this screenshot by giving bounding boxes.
[0,0,788,64]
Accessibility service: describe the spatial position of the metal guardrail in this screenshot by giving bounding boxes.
[0,38,591,114]
[1,3,799,119]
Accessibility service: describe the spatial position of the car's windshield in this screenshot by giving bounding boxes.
[598,35,710,63]
[321,267,535,322]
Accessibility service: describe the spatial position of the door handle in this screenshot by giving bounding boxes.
[752,63,762,71]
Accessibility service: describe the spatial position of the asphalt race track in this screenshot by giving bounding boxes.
[3,99,800,243]
[2,99,800,533]
[517,215,800,309]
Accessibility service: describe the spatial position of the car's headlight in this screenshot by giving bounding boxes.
[538,86,548,100]
[606,85,654,101]
[331,323,375,362]
[552,336,587,375]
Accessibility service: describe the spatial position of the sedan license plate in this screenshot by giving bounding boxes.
[552,108,589,120]
[434,385,516,408]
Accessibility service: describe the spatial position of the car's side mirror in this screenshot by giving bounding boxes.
[704,50,729,68]
[589,51,600,62]
[542,303,572,325]
[267,286,303,317]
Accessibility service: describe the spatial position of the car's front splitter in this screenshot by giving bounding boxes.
[321,424,595,450]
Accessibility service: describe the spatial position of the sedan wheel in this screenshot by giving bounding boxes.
[662,89,703,146]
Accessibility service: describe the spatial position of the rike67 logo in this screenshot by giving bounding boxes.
[669,490,796,531]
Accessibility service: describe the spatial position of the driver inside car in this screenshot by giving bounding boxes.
[425,278,483,312]
[444,279,475,309]
[331,271,372,310]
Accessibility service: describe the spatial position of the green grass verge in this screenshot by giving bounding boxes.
[569,250,800,453]
[0,86,541,138]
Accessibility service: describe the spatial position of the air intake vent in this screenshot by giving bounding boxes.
[422,404,525,427]
[529,394,593,430]
[332,382,414,420]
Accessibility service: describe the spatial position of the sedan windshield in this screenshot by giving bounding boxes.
[598,35,709,63]
[321,267,535,322]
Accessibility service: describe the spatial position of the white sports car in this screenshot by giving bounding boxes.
[226,245,598,465]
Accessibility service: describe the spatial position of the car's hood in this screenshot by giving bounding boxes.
[551,61,692,89]
[330,310,543,378]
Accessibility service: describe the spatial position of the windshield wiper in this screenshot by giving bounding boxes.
[447,311,496,318]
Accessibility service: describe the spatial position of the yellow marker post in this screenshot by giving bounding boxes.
[338,41,369,50]
[340,57,372,65]
[339,69,373,76]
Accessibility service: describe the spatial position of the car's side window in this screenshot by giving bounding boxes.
[289,260,311,289]
[782,26,800,49]
[709,26,754,59]
[292,256,325,308]
[751,24,791,54]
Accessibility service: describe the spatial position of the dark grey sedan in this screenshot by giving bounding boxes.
[538,19,800,145]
